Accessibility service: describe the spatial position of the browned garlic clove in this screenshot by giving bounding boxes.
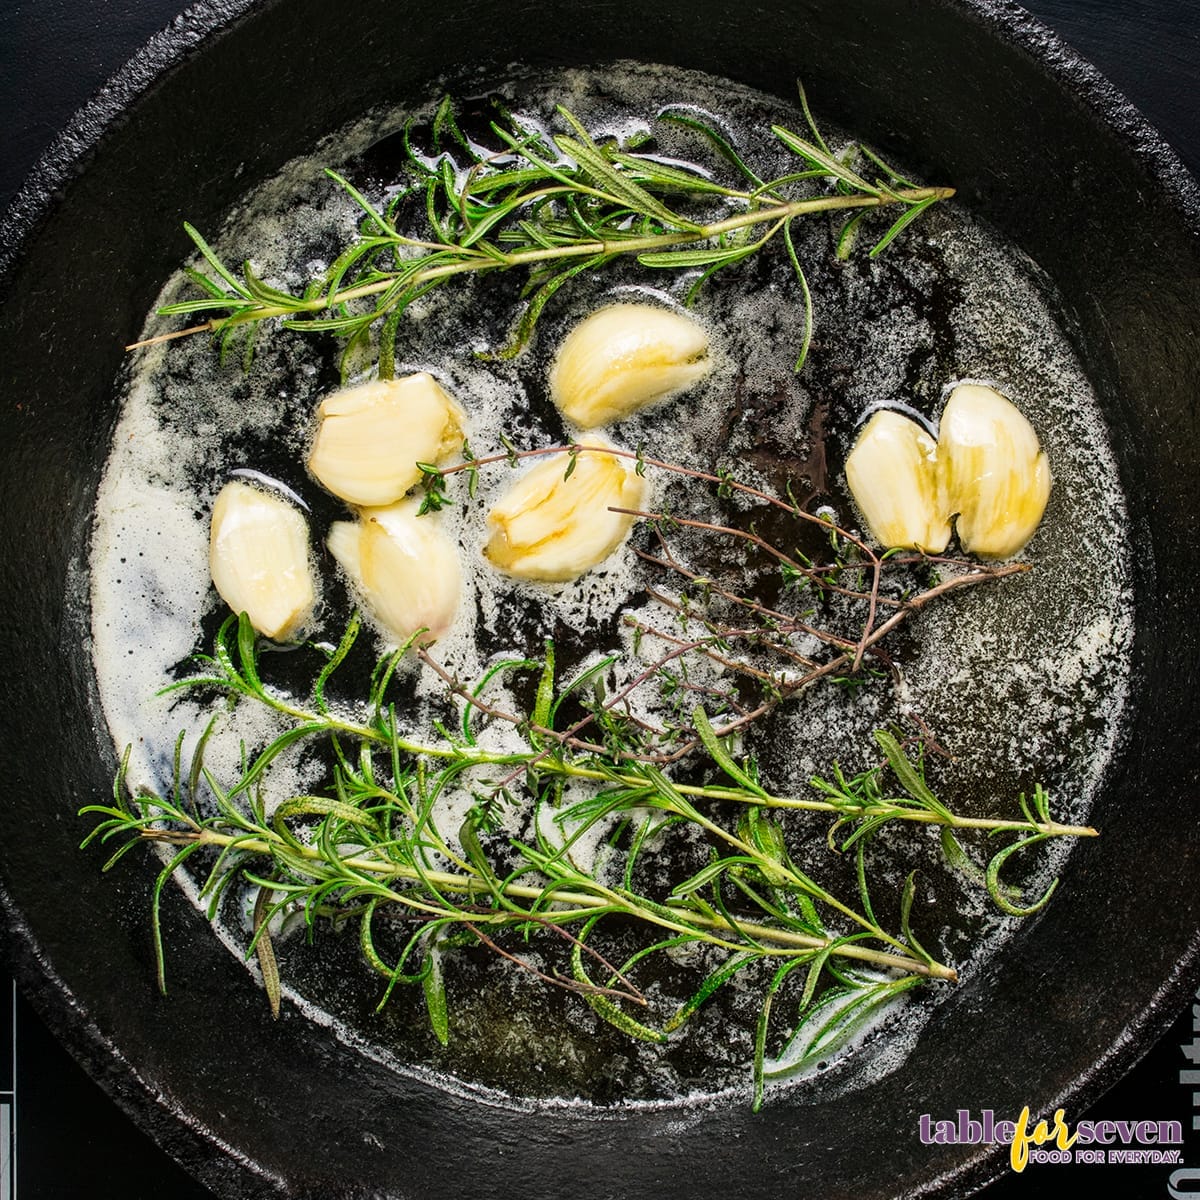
[938,383,1051,559]
[844,410,951,553]
[484,439,645,581]
[308,374,464,507]
[549,303,711,428]
[209,481,315,640]
[327,499,461,645]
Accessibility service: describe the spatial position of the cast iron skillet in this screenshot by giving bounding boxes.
[2,1,1198,1196]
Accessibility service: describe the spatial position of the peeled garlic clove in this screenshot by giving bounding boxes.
[485,439,645,581]
[939,383,1051,559]
[328,499,461,644]
[549,303,711,428]
[209,481,315,640]
[845,410,951,553]
[308,373,464,507]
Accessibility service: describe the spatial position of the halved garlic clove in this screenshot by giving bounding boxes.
[549,303,711,428]
[327,499,461,644]
[938,383,1051,559]
[844,410,951,553]
[209,480,315,640]
[484,439,645,581]
[308,373,465,507]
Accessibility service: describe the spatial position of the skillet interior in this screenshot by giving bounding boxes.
[1,0,1198,1196]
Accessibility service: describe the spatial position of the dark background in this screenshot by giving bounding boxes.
[1,2,1197,1197]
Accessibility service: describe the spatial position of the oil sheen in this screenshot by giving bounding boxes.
[89,62,1134,1109]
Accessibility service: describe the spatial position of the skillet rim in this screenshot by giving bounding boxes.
[2,1,1198,1196]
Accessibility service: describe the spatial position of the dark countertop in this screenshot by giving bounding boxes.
[1,3,1198,1197]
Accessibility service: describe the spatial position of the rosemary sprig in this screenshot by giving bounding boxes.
[82,597,1090,1103]
[129,95,952,371]
[81,441,1086,1103]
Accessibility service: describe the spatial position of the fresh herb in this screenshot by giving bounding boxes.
[129,90,952,373]
[435,440,1034,748]
[80,456,1090,1107]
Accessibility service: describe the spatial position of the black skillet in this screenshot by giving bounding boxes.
[2,2,1199,1197]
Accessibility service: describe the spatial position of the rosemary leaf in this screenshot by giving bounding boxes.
[137,95,952,368]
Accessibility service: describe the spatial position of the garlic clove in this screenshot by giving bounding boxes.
[308,373,465,507]
[938,383,1051,559]
[549,303,711,428]
[327,498,461,644]
[844,410,951,553]
[209,480,315,640]
[484,439,646,581]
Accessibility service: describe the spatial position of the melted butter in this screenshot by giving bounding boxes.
[89,62,1134,1108]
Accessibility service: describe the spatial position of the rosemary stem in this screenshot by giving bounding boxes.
[127,184,955,351]
[334,187,953,298]
[230,694,1094,839]
[644,783,919,956]
[175,827,951,979]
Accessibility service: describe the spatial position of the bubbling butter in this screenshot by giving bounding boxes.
[89,62,1135,1108]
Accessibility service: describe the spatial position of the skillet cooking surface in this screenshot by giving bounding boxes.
[2,2,1200,1200]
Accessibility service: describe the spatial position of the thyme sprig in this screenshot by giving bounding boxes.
[129,92,952,371]
[424,440,1035,755]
